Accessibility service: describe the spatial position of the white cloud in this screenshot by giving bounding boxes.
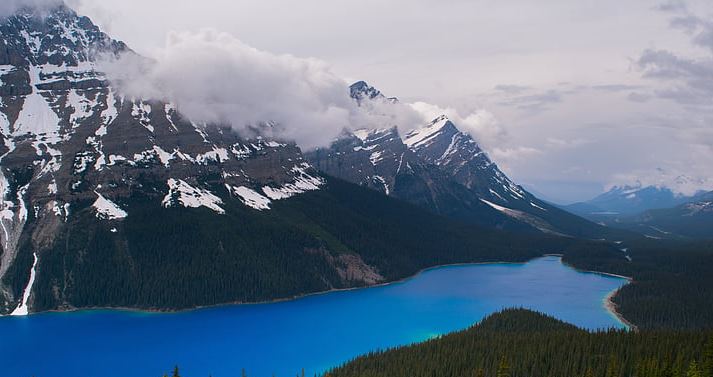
[408,101,506,148]
[101,29,434,149]
[0,0,63,17]
[609,168,712,196]
[102,29,366,149]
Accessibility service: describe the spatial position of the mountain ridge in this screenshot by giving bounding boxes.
[308,81,628,240]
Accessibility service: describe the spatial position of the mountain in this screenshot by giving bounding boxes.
[607,191,713,239]
[308,82,625,239]
[0,4,598,316]
[564,185,698,219]
[0,4,343,314]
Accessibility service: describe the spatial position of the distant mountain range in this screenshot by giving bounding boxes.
[564,185,696,217]
[564,185,713,239]
[0,3,629,316]
[602,191,713,239]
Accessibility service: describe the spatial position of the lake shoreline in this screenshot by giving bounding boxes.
[558,259,635,331]
[2,259,529,318]
[2,254,634,330]
[604,287,638,332]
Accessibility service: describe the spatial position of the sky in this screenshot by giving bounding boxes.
[15,0,713,203]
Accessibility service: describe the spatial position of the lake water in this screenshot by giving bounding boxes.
[0,256,628,377]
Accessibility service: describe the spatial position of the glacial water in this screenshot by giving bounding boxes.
[0,256,628,377]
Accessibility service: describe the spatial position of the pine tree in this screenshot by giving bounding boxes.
[497,357,511,377]
[688,361,702,377]
[703,337,713,377]
[172,366,180,377]
[607,355,620,377]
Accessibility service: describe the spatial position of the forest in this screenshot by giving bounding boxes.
[564,238,713,330]
[327,309,713,377]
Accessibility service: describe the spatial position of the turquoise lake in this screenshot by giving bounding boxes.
[0,256,628,377]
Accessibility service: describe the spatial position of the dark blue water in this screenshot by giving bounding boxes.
[0,256,627,377]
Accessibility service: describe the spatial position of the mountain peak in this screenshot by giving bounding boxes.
[0,2,127,67]
[403,115,457,149]
[349,80,384,101]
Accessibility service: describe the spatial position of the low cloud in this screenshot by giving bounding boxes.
[102,30,506,150]
[609,168,712,196]
[408,101,507,148]
[0,0,65,17]
[102,29,403,149]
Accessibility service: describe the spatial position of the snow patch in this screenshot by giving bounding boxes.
[404,115,449,149]
[92,192,128,220]
[262,164,325,201]
[10,252,39,316]
[228,186,272,210]
[132,101,153,133]
[163,179,225,214]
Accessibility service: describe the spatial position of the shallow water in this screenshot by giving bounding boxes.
[0,256,627,377]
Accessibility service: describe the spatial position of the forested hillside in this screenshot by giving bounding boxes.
[327,309,713,377]
[564,239,713,330]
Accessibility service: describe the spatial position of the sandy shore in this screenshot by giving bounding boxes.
[604,287,638,331]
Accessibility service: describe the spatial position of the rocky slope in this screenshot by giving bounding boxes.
[0,4,351,315]
[308,82,623,239]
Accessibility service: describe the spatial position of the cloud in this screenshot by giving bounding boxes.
[103,29,391,149]
[0,0,64,17]
[546,137,590,149]
[637,2,713,107]
[408,101,507,148]
[493,84,530,94]
[609,168,712,196]
[490,146,542,163]
[590,84,643,92]
[495,88,565,114]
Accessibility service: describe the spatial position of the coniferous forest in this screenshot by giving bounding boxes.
[326,309,713,377]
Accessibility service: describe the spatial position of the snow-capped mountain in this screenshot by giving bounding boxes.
[349,80,397,104]
[0,4,333,315]
[564,185,697,218]
[308,82,621,238]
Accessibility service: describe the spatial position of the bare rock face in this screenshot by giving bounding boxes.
[0,4,326,314]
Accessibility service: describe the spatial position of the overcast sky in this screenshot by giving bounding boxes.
[64,0,713,203]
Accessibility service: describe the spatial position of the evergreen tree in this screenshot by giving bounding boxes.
[688,361,702,377]
[497,357,511,377]
[606,355,620,377]
[172,366,180,377]
[703,337,713,377]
